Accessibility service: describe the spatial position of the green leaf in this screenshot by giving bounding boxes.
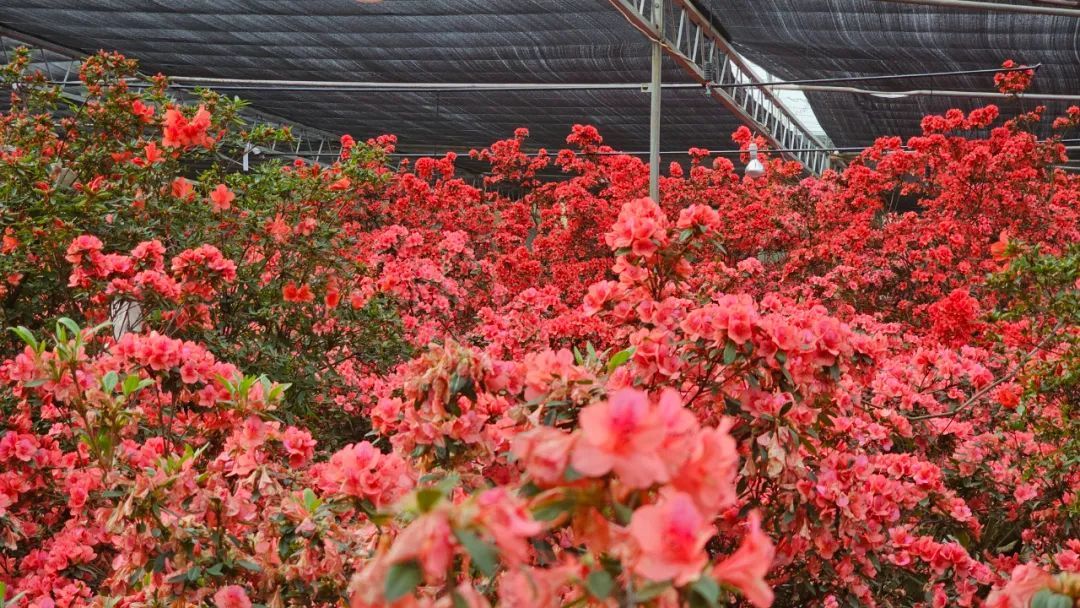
[634,581,671,602]
[451,591,471,608]
[8,326,37,349]
[691,576,720,607]
[102,371,119,394]
[166,565,201,584]
[415,487,443,512]
[453,528,499,577]
[1031,590,1073,608]
[607,347,634,373]
[267,382,291,401]
[384,561,423,602]
[235,559,262,572]
[216,374,237,395]
[723,341,738,365]
[585,570,615,599]
[532,498,575,521]
[57,317,81,338]
[302,488,322,512]
[122,374,141,396]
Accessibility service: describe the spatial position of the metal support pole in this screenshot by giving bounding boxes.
[649,0,663,202]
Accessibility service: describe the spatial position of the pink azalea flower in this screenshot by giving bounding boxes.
[213,585,252,608]
[671,419,739,515]
[985,563,1053,608]
[386,510,455,582]
[629,490,712,586]
[512,425,575,486]
[209,183,235,212]
[571,388,669,488]
[712,511,776,608]
[475,488,543,566]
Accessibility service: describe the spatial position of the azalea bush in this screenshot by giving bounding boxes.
[0,50,410,444]
[1,50,1079,608]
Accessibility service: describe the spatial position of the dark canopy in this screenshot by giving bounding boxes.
[0,0,747,155]
[704,0,1079,145]
[1,0,1076,155]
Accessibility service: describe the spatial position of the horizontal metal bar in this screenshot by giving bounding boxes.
[161,77,707,92]
[34,79,713,93]
[776,83,1080,101]
[871,0,1080,17]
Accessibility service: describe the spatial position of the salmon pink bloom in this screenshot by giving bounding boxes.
[131,99,154,122]
[324,280,342,309]
[583,280,620,316]
[386,509,455,582]
[656,388,698,473]
[213,585,252,608]
[712,511,775,608]
[209,183,235,212]
[142,141,163,165]
[266,213,291,242]
[512,425,575,486]
[990,230,1012,265]
[171,177,194,201]
[65,234,103,264]
[282,426,317,466]
[571,388,669,488]
[2,228,17,254]
[671,420,739,514]
[283,282,314,303]
[475,488,543,566]
[604,197,669,258]
[314,441,412,507]
[163,104,214,149]
[985,563,1053,608]
[629,490,712,586]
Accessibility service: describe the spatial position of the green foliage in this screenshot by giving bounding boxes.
[0,49,412,445]
[988,243,1080,526]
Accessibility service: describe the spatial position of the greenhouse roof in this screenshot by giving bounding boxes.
[0,1,749,157]
[0,0,1076,160]
[707,0,1080,146]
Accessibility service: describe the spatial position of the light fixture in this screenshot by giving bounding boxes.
[744,142,766,178]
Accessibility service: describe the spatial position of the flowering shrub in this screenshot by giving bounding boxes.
[2,51,1079,608]
[0,50,410,445]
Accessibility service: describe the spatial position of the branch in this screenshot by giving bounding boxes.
[907,321,1065,421]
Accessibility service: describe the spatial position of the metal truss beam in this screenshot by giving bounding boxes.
[609,0,832,174]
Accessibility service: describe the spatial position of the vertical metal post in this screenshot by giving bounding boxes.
[649,0,663,202]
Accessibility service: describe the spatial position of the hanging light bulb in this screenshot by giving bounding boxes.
[744,142,766,178]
